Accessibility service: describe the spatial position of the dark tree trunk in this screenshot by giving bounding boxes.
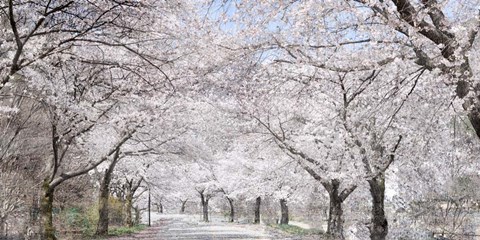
[40,181,56,240]
[368,174,388,240]
[125,192,134,227]
[123,177,142,227]
[226,197,234,222]
[202,200,209,222]
[279,199,289,225]
[200,193,209,222]
[468,104,480,139]
[0,217,5,238]
[134,206,140,225]
[96,150,119,235]
[326,180,344,240]
[254,197,261,224]
[180,199,187,213]
[159,203,163,213]
[96,184,109,235]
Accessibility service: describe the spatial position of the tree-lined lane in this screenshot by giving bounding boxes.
[111,214,272,240]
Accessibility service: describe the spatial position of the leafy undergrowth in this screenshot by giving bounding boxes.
[269,223,325,236]
[108,224,146,236]
[77,224,146,239]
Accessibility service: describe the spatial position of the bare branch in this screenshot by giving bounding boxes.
[49,129,136,189]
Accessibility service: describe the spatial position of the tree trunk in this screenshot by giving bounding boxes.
[26,194,40,239]
[125,193,134,227]
[96,150,119,235]
[134,206,140,225]
[202,201,209,222]
[96,173,111,235]
[40,181,56,240]
[279,199,289,225]
[200,193,209,222]
[368,174,388,240]
[226,197,234,222]
[0,217,5,238]
[180,199,187,213]
[326,181,344,240]
[96,188,109,235]
[123,177,142,227]
[254,197,261,224]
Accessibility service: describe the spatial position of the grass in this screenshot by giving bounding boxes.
[269,223,324,236]
[78,224,147,239]
[108,224,146,236]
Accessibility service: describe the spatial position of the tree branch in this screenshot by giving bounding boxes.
[49,129,136,189]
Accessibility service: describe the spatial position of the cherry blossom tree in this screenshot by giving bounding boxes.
[0,1,204,238]
[199,1,477,238]
[349,0,480,138]
[1,1,480,239]
[217,59,417,238]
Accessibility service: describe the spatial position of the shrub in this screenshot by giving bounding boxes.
[108,224,146,236]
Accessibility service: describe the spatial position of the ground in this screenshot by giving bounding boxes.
[108,214,320,240]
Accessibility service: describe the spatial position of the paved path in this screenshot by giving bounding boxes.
[109,214,280,240]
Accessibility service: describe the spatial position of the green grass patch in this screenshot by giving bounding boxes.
[269,223,324,236]
[108,224,146,236]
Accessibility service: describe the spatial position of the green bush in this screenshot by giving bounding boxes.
[55,204,99,238]
[108,224,146,236]
[55,196,128,238]
[108,196,125,225]
[81,203,99,235]
[65,207,81,226]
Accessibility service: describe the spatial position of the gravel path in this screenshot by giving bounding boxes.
[108,214,280,240]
